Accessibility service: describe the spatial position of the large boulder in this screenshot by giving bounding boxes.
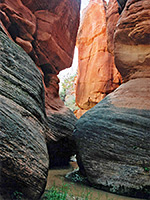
[46,107,77,168]
[73,0,150,198]
[75,0,121,118]
[0,30,49,199]
[74,79,150,198]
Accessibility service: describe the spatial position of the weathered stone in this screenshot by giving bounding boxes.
[74,0,150,198]
[43,72,77,168]
[0,0,80,169]
[16,37,33,53]
[117,0,127,14]
[46,107,77,168]
[106,0,119,54]
[0,0,80,115]
[0,0,80,73]
[74,78,150,198]
[114,0,150,82]
[75,0,121,118]
[0,30,49,199]
[0,0,36,41]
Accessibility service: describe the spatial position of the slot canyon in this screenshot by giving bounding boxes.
[0,0,150,199]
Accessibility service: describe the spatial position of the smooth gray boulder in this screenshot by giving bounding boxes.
[74,79,150,199]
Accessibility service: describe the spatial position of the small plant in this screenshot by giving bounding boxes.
[41,183,70,200]
[132,146,137,150]
[81,190,92,200]
[11,191,23,200]
[144,167,150,172]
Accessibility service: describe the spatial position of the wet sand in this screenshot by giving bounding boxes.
[46,165,146,200]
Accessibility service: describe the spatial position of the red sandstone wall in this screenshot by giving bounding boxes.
[75,0,122,118]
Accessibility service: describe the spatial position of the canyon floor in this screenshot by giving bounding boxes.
[44,164,146,200]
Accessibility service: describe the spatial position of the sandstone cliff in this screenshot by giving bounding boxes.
[75,0,122,118]
[0,0,80,111]
[114,0,150,81]
[73,0,150,198]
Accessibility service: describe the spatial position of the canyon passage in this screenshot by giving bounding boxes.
[0,0,150,199]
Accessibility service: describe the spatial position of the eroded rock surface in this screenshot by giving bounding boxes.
[117,0,127,14]
[114,0,150,82]
[74,81,150,198]
[106,0,119,54]
[0,0,80,111]
[47,107,77,168]
[73,0,150,198]
[0,30,49,200]
[0,0,80,72]
[75,0,121,118]
[0,0,80,169]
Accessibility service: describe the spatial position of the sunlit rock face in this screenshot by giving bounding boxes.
[75,0,122,118]
[73,0,150,198]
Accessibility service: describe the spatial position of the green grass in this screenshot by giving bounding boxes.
[11,183,119,200]
[11,191,23,200]
[41,183,69,200]
[41,182,94,200]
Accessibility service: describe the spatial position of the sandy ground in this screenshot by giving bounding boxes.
[45,162,146,200]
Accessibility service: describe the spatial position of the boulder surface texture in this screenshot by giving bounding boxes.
[74,0,150,198]
[75,0,122,118]
[0,0,80,168]
[0,0,80,199]
[0,30,49,200]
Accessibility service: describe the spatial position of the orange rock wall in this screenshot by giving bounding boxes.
[75,0,122,118]
[106,0,119,54]
[114,0,150,82]
[0,0,80,112]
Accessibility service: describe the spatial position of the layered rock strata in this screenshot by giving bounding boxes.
[0,0,80,72]
[75,0,122,118]
[74,82,150,198]
[0,0,80,198]
[0,30,49,200]
[106,0,119,54]
[73,0,150,198]
[0,0,80,168]
[114,0,150,82]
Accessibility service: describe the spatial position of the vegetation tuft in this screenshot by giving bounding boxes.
[41,182,95,200]
[41,183,69,200]
[11,191,23,200]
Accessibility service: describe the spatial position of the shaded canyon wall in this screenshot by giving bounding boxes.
[0,0,80,199]
[0,0,80,167]
[0,0,80,112]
